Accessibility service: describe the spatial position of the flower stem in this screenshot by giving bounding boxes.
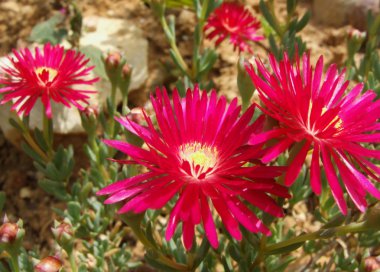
[264,221,371,255]
[107,84,118,138]
[251,235,267,269]
[69,250,78,272]
[9,254,19,272]
[191,0,210,80]
[159,16,191,79]
[42,110,53,158]
[14,116,49,163]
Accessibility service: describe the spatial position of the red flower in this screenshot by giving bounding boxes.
[205,2,264,53]
[0,43,98,118]
[246,52,380,214]
[98,87,289,250]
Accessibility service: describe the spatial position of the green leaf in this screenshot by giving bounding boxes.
[67,201,82,222]
[165,0,194,9]
[145,251,182,272]
[198,49,218,77]
[259,0,279,34]
[22,142,45,165]
[80,45,107,79]
[33,129,49,153]
[286,0,297,16]
[29,13,67,44]
[38,179,68,201]
[268,34,280,60]
[237,57,255,111]
[192,238,210,269]
[221,255,234,272]
[8,118,25,132]
[295,11,311,32]
[169,49,188,76]
[168,15,176,42]
[265,241,305,255]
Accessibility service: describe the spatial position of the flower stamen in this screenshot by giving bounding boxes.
[180,142,218,179]
[35,67,58,86]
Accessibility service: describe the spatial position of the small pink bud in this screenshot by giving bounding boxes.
[364,256,380,272]
[105,52,122,69]
[83,105,99,118]
[34,256,63,272]
[0,222,18,243]
[347,28,367,40]
[121,64,132,79]
[53,223,73,239]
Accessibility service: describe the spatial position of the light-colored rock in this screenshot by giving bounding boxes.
[81,16,148,100]
[313,0,380,30]
[0,16,148,141]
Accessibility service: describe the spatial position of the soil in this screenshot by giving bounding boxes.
[0,0,360,270]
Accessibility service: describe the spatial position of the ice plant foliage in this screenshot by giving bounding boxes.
[98,87,289,250]
[0,43,98,118]
[246,53,380,214]
[205,2,264,53]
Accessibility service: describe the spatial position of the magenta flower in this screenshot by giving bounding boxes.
[246,52,380,214]
[98,87,289,250]
[0,43,98,118]
[205,2,264,53]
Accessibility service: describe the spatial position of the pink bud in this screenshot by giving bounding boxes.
[34,256,63,272]
[0,222,18,243]
[105,52,122,69]
[364,256,380,272]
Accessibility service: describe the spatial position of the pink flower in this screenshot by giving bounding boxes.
[246,52,380,214]
[98,87,289,250]
[205,2,264,53]
[0,43,98,118]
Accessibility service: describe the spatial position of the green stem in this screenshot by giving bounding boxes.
[264,222,371,254]
[107,84,118,138]
[14,116,49,163]
[9,255,19,272]
[69,250,78,272]
[88,135,110,183]
[42,110,53,158]
[191,0,210,80]
[159,16,191,79]
[251,235,267,270]
[122,95,128,116]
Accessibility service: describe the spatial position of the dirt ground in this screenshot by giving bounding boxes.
[0,0,356,268]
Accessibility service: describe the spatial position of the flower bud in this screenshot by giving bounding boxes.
[347,28,366,58]
[105,52,122,70]
[119,63,133,97]
[52,221,74,253]
[364,256,380,272]
[348,28,367,41]
[0,222,18,243]
[121,63,132,80]
[52,222,73,240]
[83,105,99,118]
[34,256,63,272]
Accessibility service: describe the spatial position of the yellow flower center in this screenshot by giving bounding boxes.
[180,142,218,179]
[321,107,343,130]
[306,102,343,136]
[35,67,58,84]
